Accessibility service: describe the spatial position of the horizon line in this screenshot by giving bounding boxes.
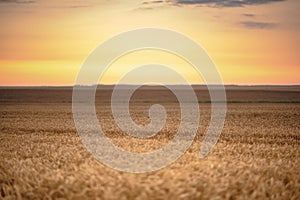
[0,84,300,88]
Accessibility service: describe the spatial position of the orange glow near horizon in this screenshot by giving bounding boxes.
[0,0,299,86]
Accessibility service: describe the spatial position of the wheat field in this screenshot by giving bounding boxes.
[0,87,299,199]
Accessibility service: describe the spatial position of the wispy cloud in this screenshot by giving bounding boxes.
[243,13,255,17]
[0,0,94,8]
[170,0,286,7]
[0,0,36,4]
[49,4,93,9]
[139,1,282,30]
[136,0,286,11]
[241,21,278,29]
[142,0,164,5]
[137,0,168,11]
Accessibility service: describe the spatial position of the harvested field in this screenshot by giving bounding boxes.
[0,87,299,199]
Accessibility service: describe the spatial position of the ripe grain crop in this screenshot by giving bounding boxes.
[0,87,299,199]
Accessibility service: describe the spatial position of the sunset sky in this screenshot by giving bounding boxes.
[0,0,299,86]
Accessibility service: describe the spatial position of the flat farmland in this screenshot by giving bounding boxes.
[0,87,299,199]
